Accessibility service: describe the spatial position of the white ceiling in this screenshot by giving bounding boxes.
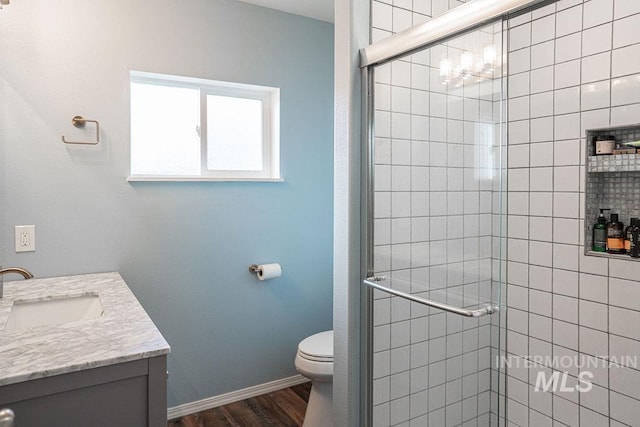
[235,0,334,23]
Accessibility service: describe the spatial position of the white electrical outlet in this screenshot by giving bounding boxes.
[15,225,35,252]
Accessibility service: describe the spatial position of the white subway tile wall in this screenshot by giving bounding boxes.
[370,0,640,425]
[506,1,640,426]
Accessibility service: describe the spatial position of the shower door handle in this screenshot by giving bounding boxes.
[363,277,496,318]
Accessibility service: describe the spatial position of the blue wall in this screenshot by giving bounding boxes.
[0,0,334,407]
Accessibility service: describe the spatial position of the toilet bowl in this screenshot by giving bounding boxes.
[295,330,333,427]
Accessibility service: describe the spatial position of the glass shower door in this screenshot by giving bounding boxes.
[363,21,506,427]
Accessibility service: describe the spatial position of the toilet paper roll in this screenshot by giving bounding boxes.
[257,263,282,281]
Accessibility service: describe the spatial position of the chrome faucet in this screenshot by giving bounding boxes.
[0,267,34,298]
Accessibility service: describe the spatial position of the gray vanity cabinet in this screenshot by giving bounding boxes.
[0,355,166,427]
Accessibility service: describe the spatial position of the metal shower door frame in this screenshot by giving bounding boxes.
[358,1,555,424]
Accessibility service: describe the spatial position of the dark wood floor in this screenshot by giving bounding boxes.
[168,382,311,427]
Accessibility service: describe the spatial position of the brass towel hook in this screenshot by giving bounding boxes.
[61,116,100,145]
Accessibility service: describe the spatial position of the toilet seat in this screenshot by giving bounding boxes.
[298,352,333,363]
[294,330,334,427]
[297,330,333,362]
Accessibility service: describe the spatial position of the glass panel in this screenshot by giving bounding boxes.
[206,95,263,171]
[130,82,200,175]
[367,20,505,427]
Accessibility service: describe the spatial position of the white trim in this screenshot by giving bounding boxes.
[131,70,278,94]
[167,374,309,420]
[127,176,285,183]
[129,70,281,181]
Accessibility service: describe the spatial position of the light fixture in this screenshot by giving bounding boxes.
[439,58,452,85]
[438,43,499,85]
[483,44,497,73]
[459,51,474,80]
[0,0,9,7]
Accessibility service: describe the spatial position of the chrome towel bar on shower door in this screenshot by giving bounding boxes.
[363,276,496,318]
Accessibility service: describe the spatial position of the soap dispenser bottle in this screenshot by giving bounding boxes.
[593,209,609,252]
[607,213,625,254]
[630,218,640,258]
[626,217,639,253]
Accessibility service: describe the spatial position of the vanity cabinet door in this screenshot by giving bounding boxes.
[0,356,167,427]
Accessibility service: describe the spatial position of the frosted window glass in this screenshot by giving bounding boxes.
[130,83,200,175]
[206,95,263,171]
[129,71,279,181]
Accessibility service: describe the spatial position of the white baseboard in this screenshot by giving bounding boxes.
[167,374,309,420]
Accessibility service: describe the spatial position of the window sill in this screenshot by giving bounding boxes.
[127,176,284,183]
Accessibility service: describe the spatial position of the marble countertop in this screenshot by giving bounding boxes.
[0,272,170,386]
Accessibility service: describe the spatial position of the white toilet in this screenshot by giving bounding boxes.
[295,330,333,427]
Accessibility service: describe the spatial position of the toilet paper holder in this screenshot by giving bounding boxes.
[248,263,282,281]
[248,264,262,274]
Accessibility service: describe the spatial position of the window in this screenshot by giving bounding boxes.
[129,71,280,181]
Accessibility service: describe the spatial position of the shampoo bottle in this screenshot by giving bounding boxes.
[592,209,609,252]
[607,213,625,254]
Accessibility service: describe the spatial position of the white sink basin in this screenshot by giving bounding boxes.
[4,294,104,331]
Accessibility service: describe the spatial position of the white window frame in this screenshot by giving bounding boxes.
[128,71,281,182]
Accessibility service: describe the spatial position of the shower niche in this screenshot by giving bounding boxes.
[585,123,640,260]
